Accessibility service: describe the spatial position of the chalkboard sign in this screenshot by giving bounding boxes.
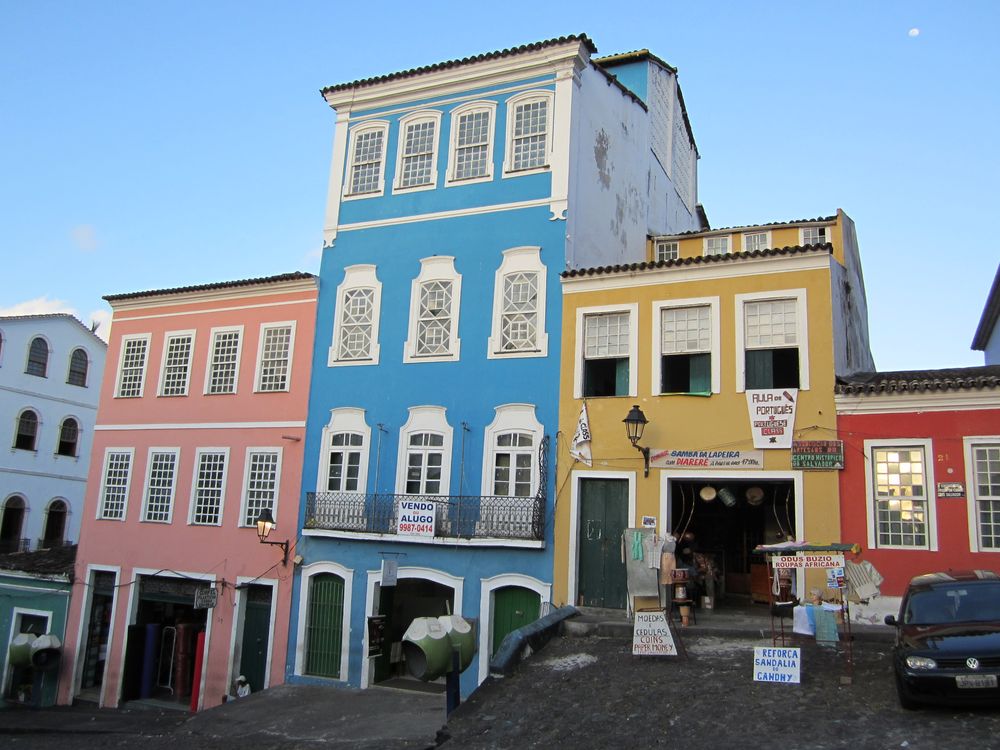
[367,615,387,658]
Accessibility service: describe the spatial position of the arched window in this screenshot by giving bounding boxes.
[67,348,89,386]
[26,337,48,377]
[41,499,68,548]
[57,417,79,457]
[0,496,26,553]
[14,409,38,451]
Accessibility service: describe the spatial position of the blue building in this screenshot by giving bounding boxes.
[289,35,702,695]
[0,314,106,553]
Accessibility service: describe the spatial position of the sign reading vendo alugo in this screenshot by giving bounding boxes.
[397,499,436,537]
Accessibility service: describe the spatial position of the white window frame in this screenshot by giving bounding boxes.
[964,436,1000,553]
[343,120,389,199]
[446,100,496,185]
[799,226,829,246]
[188,447,230,526]
[254,321,296,393]
[503,90,554,177]
[3,607,53,697]
[203,325,244,395]
[487,246,547,359]
[392,110,442,193]
[573,303,639,399]
[734,289,810,392]
[114,333,151,398]
[328,265,382,367]
[240,447,283,528]
[655,240,679,262]
[863,438,937,551]
[481,404,543,498]
[652,296,721,395]
[404,256,462,363]
[703,236,730,256]
[97,448,134,521]
[395,406,452,496]
[141,447,180,524]
[294,561,353,681]
[317,408,371,494]
[157,330,196,397]
[742,231,771,253]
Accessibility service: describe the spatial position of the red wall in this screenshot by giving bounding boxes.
[839,406,1000,596]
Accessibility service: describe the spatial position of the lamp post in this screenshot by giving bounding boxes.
[255,508,289,566]
[623,404,651,477]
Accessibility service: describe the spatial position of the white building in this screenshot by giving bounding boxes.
[0,314,106,551]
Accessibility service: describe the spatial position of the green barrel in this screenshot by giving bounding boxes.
[402,617,452,681]
[8,633,34,667]
[438,615,476,672]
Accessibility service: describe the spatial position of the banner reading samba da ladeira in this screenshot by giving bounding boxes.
[746,389,798,449]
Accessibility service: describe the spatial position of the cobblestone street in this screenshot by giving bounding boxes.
[442,632,1000,749]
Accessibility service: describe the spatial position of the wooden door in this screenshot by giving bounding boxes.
[577,478,628,609]
[491,586,541,656]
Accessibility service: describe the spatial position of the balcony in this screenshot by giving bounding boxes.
[305,492,545,543]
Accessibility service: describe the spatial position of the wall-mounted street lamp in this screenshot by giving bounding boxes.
[255,508,289,566]
[623,404,651,478]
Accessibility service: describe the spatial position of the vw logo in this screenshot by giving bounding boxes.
[967,657,981,670]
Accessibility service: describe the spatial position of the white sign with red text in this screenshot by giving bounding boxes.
[397,499,436,537]
[746,389,798,449]
[770,554,846,570]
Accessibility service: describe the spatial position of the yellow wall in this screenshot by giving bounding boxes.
[553,247,845,607]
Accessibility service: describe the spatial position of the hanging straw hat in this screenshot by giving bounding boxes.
[745,486,765,506]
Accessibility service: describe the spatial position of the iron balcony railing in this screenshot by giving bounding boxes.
[0,538,31,555]
[305,492,545,542]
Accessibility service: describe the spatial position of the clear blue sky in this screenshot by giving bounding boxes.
[3,1,997,371]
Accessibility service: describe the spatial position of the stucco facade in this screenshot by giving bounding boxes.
[57,273,317,711]
[293,35,701,697]
[555,212,873,613]
[836,367,1000,624]
[0,314,106,553]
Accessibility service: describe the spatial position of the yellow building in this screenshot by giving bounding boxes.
[554,209,874,612]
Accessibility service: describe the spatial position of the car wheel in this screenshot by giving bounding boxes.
[895,674,919,711]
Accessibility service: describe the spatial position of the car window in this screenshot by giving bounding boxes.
[904,583,1000,624]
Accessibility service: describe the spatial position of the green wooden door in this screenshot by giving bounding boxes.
[305,574,345,679]
[578,478,628,609]
[491,587,541,656]
[238,587,272,694]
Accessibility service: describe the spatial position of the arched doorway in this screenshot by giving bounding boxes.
[0,496,26,553]
[373,577,454,690]
[42,500,68,548]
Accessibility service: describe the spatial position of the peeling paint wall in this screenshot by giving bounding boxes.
[566,62,698,270]
[830,212,876,375]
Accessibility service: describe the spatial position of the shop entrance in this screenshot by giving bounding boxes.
[78,571,115,701]
[120,575,209,706]
[372,577,453,691]
[667,478,797,608]
[236,584,272,695]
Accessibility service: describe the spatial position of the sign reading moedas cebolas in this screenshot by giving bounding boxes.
[397,499,436,537]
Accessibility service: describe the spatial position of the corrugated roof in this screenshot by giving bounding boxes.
[0,544,76,579]
[561,243,832,279]
[0,312,106,346]
[836,365,1000,395]
[321,34,596,96]
[103,271,316,302]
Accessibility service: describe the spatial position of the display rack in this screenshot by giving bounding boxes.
[752,542,859,677]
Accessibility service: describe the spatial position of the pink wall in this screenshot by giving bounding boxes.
[59,280,317,709]
[839,406,1000,596]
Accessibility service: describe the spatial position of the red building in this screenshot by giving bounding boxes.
[836,366,1000,622]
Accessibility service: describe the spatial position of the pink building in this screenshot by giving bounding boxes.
[58,272,317,711]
